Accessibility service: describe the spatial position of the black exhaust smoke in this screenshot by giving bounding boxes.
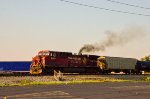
[79,26,144,54]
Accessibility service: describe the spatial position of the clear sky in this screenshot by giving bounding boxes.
[0,0,150,61]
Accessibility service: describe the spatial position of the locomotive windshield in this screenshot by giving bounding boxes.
[38,51,50,56]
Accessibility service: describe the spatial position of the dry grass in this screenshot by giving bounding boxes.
[0,75,150,87]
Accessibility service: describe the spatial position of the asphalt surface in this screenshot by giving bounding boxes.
[0,82,150,99]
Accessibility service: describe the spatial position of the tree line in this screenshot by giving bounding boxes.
[141,55,150,61]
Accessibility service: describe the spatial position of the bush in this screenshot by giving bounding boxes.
[144,77,150,81]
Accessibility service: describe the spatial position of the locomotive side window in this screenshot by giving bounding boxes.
[50,52,56,57]
[50,53,53,57]
[53,53,56,57]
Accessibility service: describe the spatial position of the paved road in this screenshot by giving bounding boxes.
[0,82,150,99]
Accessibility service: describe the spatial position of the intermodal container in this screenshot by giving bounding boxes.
[0,61,31,72]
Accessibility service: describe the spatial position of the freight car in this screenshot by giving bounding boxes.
[0,61,31,74]
[97,56,150,74]
[30,50,100,74]
[136,61,150,72]
[30,50,150,75]
[97,56,139,74]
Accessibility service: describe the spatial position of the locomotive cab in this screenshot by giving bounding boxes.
[30,50,50,74]
[30,50,72,74]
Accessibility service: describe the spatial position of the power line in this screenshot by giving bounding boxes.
[106,0,150,10]
[60,0,150,16]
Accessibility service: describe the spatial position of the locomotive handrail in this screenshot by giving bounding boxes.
[54,70,63,81]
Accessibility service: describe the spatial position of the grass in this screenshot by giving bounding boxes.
[0,79,131,87]
[144,77,150,81]
[1,76,150,87]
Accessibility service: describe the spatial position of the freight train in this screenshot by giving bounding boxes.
[30,50,150,75]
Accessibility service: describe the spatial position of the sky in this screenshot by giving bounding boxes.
[0,0,150,61]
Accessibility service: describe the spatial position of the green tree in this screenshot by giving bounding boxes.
[141,55,150,61]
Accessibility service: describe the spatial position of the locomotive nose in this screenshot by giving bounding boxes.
[30,56,43,74]
[30,65,42,74]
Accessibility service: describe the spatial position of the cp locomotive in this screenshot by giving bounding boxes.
[30,50,150,74]
[30,50,99,74]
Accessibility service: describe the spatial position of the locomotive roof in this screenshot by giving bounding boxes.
[38,50,72,54]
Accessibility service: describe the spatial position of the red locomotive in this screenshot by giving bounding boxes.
[30,50,99,74]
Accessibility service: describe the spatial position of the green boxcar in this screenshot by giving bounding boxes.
[105,57,138,70]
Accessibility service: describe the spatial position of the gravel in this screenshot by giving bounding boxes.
[0,75,150,86]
